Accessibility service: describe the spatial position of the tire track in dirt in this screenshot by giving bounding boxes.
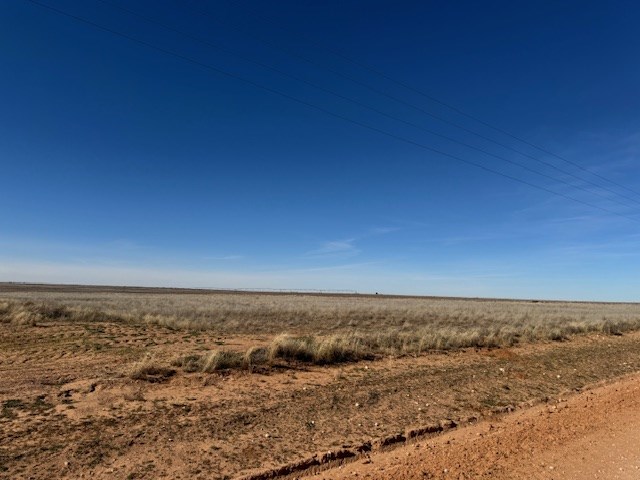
[2,322,640,479]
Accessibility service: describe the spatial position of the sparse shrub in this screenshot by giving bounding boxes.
[598,317,638,336]
[313,335,360,364]
[547,328,567,342]
[201,350,243,372]
[267,334,370,365]
[268,334,316,362]
[129,357,175,382]
[75,308,126,324]
[0,300,128,326]
[171,354,203,372]
[31,303,70,320]
[0,301,13,323]
[11,306,39,326]
[243,346,268,369]
[171,350,249,372]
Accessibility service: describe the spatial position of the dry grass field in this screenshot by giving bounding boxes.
[3,284,640,360]
[2,283,640,479]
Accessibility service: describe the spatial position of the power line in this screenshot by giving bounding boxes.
[227,0,640,199]
[92,0,640,211]
[22,0,640,225]
[205,1,640,206]
[184,1,640,208]
[186,1,640,209]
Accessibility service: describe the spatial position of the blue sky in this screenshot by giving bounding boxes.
[1,0,639,300]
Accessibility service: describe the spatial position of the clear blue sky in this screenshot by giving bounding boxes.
[1,0,639,300]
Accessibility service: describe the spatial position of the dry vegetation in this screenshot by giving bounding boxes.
[2,288,640,371]
[3,284,640,479]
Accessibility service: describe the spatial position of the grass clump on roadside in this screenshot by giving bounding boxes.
[0,300,126,326]
[145,316,640,377]
[244,346,269,369]
[131,319,640,378]
[268,334,369,364]
[168,335,368,374]
[0,301,71,326]
[200,350,244,372]
[171,348,267,372]
[129,356,176,382]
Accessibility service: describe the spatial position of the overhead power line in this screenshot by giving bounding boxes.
[227,0,640,199]
[186,0,640,208]
[93,0,640,211]
[22,0,640,225]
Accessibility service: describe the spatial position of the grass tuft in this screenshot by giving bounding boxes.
[129,357,175,382]
[201,350,244,372]
[268,334,316,362]
[243,346,269,369]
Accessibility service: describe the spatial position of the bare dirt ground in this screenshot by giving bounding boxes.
[311,372,640,480]
[2,314,640,479]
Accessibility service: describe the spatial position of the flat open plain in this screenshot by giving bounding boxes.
[1,284,640,479]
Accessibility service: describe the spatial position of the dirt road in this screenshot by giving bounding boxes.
[311,373,640,479]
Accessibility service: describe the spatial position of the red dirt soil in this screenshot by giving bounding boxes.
[311,373,640,479]
[3,317,640,479]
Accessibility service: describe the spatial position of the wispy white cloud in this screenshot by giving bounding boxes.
[288,261,382,273]
[542,129,640,183]
[305,239,360,258]
[546,234,640,260]
[304,226,399,260]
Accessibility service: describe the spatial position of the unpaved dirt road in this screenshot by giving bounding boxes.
[312,373,640,479]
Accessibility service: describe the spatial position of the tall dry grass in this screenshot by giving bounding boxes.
[2,289,640,366]
[0,300,124,326]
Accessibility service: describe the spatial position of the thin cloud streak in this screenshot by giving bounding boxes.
[304,226,398,259]
[304,238,360,259]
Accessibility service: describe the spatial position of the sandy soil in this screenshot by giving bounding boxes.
[311,373,640,479]
[2,319,640,479]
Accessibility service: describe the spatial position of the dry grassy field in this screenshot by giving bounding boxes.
[2,283,640,479]
[3,284,640,361]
